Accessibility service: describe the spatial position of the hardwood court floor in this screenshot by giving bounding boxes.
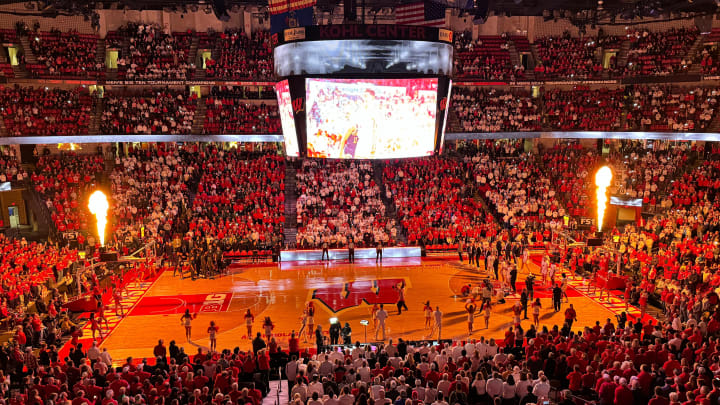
[100,257,621,360]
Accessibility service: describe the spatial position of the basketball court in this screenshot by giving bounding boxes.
[97,256,646,361]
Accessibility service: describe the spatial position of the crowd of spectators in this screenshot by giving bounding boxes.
[191,147,285,251]
[539,142,600,219]
[533,35,605,79]
[116,24,195,81]
[0,149,28,184]
[478,152,567,230]
[205,30,273,80]
[623,28,699,77]
[451,87,540,133]
[453,33,525,80]
[543,87,624,131]
[296,160,394,248]
[607,141,688,208]
[697,44,720,75]
[203,95,280,135]
[0,86,92,137]
[383,156,498,246]
[31,153,105,234]
[101,90,197,135]
[625,86,719,132]
[26,30,104,78]
[109,144,195,249]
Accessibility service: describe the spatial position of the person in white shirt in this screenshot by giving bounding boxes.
[515,372,532,400]
[291,381,308,403]
[433,307,443,340]
[502,375,517,401]
[358,362,372,383]
[437,374,451,398]
[532,375,551,399]
[318,356,334,376]
[373,389,391,405]
[371,304,388,340]
[485,372,504,399]
[424,381,438,404]
[338,387,354,405]
[100,348,112,366]
[307,392,323,405]
[471,372,486,397]
[87,341,101,361]
[371,377,384,399]
[308,376,324,398]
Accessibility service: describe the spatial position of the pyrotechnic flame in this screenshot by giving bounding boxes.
[595,166,613,231]
[88,190,109,246]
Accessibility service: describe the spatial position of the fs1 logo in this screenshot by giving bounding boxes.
[292,97,305,114]
[312,278,405,313]
[439,97,448,111]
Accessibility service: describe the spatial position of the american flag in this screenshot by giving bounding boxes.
[395,1,447,27]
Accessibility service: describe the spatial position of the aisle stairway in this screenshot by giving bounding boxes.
[89,98,104,135]
[96,38,106,66]
[189,35,200,79]
[615,40,632,69]
[283,160,298,248]
[191,101,207,135]
[372,161,407,245]
[18,35,38,65]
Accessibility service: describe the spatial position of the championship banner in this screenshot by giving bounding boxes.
[270,6,314,35]
[269,0,315,35]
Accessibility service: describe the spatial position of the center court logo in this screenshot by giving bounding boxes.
[312,278,405,312]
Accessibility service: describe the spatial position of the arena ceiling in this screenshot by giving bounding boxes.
[1,0,718,15]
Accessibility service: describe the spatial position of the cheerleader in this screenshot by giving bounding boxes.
[540,256,549,285]
[371,303,379,331]
[89,312,103,340]
[423,301,433,329]
[96,307,110,331]
[521,246,530,272]
[244,309,254,339]
[298,309,308,342]
[113,287,124,317]
[180,309,197,341]
[207,321,219,352]
[531,298,541,327]
[263,317,274,340]
[465,300,476,335]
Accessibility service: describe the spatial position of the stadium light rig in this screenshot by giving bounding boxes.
[595,166,612,232]
[88,190,109,246]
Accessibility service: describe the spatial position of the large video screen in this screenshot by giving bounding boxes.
[275,80,299,157]
[306,78,438,159]
[274,40,453,76]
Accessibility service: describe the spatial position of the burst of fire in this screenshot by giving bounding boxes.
[595,166,613,231]
[88,190,109,246]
